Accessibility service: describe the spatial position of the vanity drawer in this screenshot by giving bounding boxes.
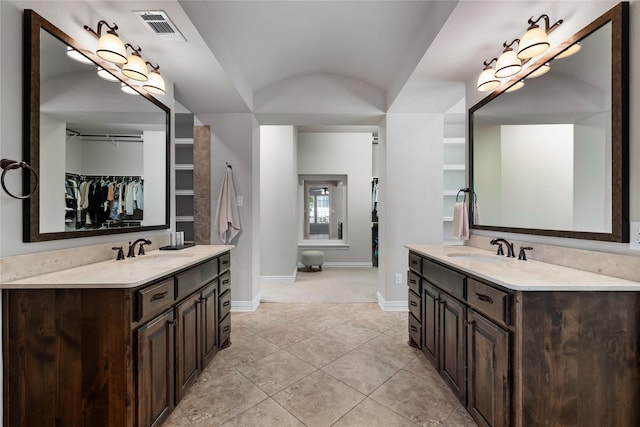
[409,313,421,348]
[176,259,218,300]
[423,259,465,300]
[219,313,231,348]
[408,289,421,321]
[137,278,175,322]
[219,252,231,273]
[219,289,231,320]
[408,270,421,295]
[409,252,422,275]
[467,278,510,327]
[219,271,231,296]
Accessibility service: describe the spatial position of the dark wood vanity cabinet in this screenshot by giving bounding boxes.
[3,251,231,427]
[408,250,640,427]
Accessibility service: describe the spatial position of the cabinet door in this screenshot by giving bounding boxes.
[137,310,175,427]
[201,281,218,366]
[422,281,439,364]
[439,292,466,402]
[467,310,509,427]
[175,292,201,402]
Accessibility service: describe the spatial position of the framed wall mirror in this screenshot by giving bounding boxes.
[469,2,628,242]
[24,10,170,242]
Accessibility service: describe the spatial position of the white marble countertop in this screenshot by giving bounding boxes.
[406,244,640,291]
[1,245,234,290]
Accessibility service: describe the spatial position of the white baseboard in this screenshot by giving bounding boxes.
[260,275,296,284]
[232,291,261,312]
[376,291,408,312]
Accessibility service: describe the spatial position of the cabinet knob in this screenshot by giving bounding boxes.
[475,293,494,304]
[167,319,177,326]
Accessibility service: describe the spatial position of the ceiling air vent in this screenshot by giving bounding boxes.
[133,10,186,42]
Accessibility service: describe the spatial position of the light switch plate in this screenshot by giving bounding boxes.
[395,273,403,285]
[630,221,640,250]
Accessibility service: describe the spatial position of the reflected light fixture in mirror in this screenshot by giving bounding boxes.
[84,21,128,64]
[122,44,148,81]
[526,62,551,78]
[495,40,522,78]
[505,80,524,92]
[120,82,138,95]
[556,42,581,59]
[477,58,500,92]
[66,46,93,64]
[97,66,119,82]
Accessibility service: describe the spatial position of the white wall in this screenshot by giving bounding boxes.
[500,124,574,230]
[297,132,372,264]
[260,125,299,279]
[382,113,444,303]
[80,140,144,176]
[197,113,260,309]
[40,113,66,232]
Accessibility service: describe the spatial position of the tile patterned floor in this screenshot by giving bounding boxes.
[164,303,477,427]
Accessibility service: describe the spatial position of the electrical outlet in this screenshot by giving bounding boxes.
[395,273,403,285]
[630,221,640,250]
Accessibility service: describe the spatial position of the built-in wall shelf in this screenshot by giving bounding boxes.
[176,216,194,222]
[175,164,194,171]
[176,189,194,196]
[175,138,194,145]
[443,107,466,245]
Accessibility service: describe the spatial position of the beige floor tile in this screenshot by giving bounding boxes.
[257,322,312,348]
[163,406,194,427]
[230,324,255,339]
[333,397,419,427]
[285,333,354,368]
[446,404,478,426]
[370,370,459,425]
[179,370,267,426]
[234,312,290,334]
[385,319,411,337]
[219,398,305,427]
[218,334,280,368]
[322,350,400,395]
[357,333,421,368]
[348,312,406,334]
[295,312,351,332]
[273,370,365,427]
[321,322,380,346]
[237,350,315,395]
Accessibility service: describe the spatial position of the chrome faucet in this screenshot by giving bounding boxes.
[490,238,515,258]
[127,239,152,257]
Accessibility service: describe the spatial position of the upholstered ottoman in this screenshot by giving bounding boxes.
[301,250,324,272]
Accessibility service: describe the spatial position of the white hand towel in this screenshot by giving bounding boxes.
[452,201,469,240]
[214,167,241,244]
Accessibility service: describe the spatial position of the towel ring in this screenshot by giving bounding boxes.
[456,188,478,204]
[0,159,39,199]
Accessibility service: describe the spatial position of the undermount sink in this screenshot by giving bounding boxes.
[445,252,502,262]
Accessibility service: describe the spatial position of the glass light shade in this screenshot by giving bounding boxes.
[66,46,93,64]
[495,50,522,78]
[97,66,119,82]
[526,62,551,79]
[505,80,525,93]
[556,43,581,59]
[96,32,128,64]
[517,26,549,59]
[143,71,166,95]
[477,67,500,92]
[120,82,138,95]
[122,54,149,82]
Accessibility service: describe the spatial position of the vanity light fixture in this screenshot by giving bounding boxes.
[505,80,525,93]
[477,58,500,92]
[97,66,120,82]
[517,14,564,59]
[495,40,522,78]
[556,42,581,59]
[121,44,148,82]
[65,46,93,65]
[120,82,139,95]
[526,62,551,79]
[84,21,128,64]
[142,62,166,95]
